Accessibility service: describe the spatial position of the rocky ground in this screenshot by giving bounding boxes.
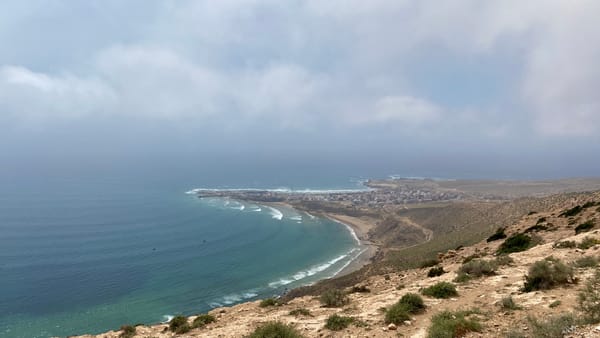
[76,192,600,338]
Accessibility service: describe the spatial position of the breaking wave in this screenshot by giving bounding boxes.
[267,206,283,220]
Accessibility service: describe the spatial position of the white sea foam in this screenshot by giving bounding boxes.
[289,215,302,221]
[214,290,259,306]
[305,212,316,219]
[268,253,349,288]
[267,206,283,220]
[162,315,174,323]
[253,207,262,212]
[331,248,366,277]
[329,219,360,245]
[186,186,370,195]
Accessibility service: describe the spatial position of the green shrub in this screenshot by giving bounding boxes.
[578,270,600,323]
[289,308,311,317]
[453,272,471,283]
[169,316,190,334]
[320,289,349,307]
[523,257,574,292]
[583,201,599,209]
[553,240,577,249]
[527,313,575,338]
[349,285,370,293]
[192,314,215,328]
[497,233,533,254]
[578,236,600,249]
[399,293,426,313]
[421,282,458,299]
[560,205,584,217]
[494,255,514,266]
[459,259,497,278]
[427,266,445,277]
[575,256,598,268]
[500,296,522,311]
[420,259,440,268]
[426,310,482,338]
[576,220,595,234]
[549,300,561,308]
[461,254,481,264]
[248,321,305,338]
[119,325,136,338]
[259,298,278,307]
[385,303,411,324]
[536,217,547,224]
[384,293,427,324]
[396,283,405,290]
[487,227,507,242]
[525,224,548,233]
[324,314,354,331]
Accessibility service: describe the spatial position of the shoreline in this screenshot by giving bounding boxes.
[267,201,379,278]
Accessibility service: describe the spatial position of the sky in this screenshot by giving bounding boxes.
[1,0,599,181]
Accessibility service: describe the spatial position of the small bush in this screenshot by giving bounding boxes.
[462,254,481,264]
[560,205,584,217]
[453,272,471,283]
[426,310,482,338]
[525,224,548,233]
[289,308,311,317]
[169,316,190,334]
[497,233,533,254]
[583,201,599,209]
[527,313,575,338]
[523,257,574,292]
[536,217,547,224]
[487,227,507,242]
[320,289,349,307]
[494,255,514,266]
[119,325,136,338]
[500,296,522,311]
[325,314,354,331]
[553,240,577,249]
[575,256,598,268]
[384,274,391,280]
[578,270,600,323]
[427,266,445,277]
[578,236,600,249]
[192,314,215,328]
[349,285,370,293]
[421,282,458,299]
[420,259,440,268]
[259,298,278,307]
[528,211,538,215]
[396,283,405,290]
[385,303,411,324]
[459,259,497,278]
[549,300,561,308]
[249,321,305,338]
[399,293,426,313]
[576,220,595,234]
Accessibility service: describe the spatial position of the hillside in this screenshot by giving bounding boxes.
[76,191,600,337]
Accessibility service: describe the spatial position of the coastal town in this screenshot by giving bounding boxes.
[192,179,468,208]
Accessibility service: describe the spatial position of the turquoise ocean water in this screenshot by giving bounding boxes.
[0,175,365,338]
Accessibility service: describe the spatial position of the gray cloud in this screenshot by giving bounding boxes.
[0,0,599,179]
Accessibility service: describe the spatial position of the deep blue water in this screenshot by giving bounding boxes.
[0,175,364,337]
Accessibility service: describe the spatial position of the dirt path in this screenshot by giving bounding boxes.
[398,216,433,242]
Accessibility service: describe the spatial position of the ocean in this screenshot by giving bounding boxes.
[0,173,367,338]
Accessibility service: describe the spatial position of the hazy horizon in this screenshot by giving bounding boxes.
[2,1,600,181]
